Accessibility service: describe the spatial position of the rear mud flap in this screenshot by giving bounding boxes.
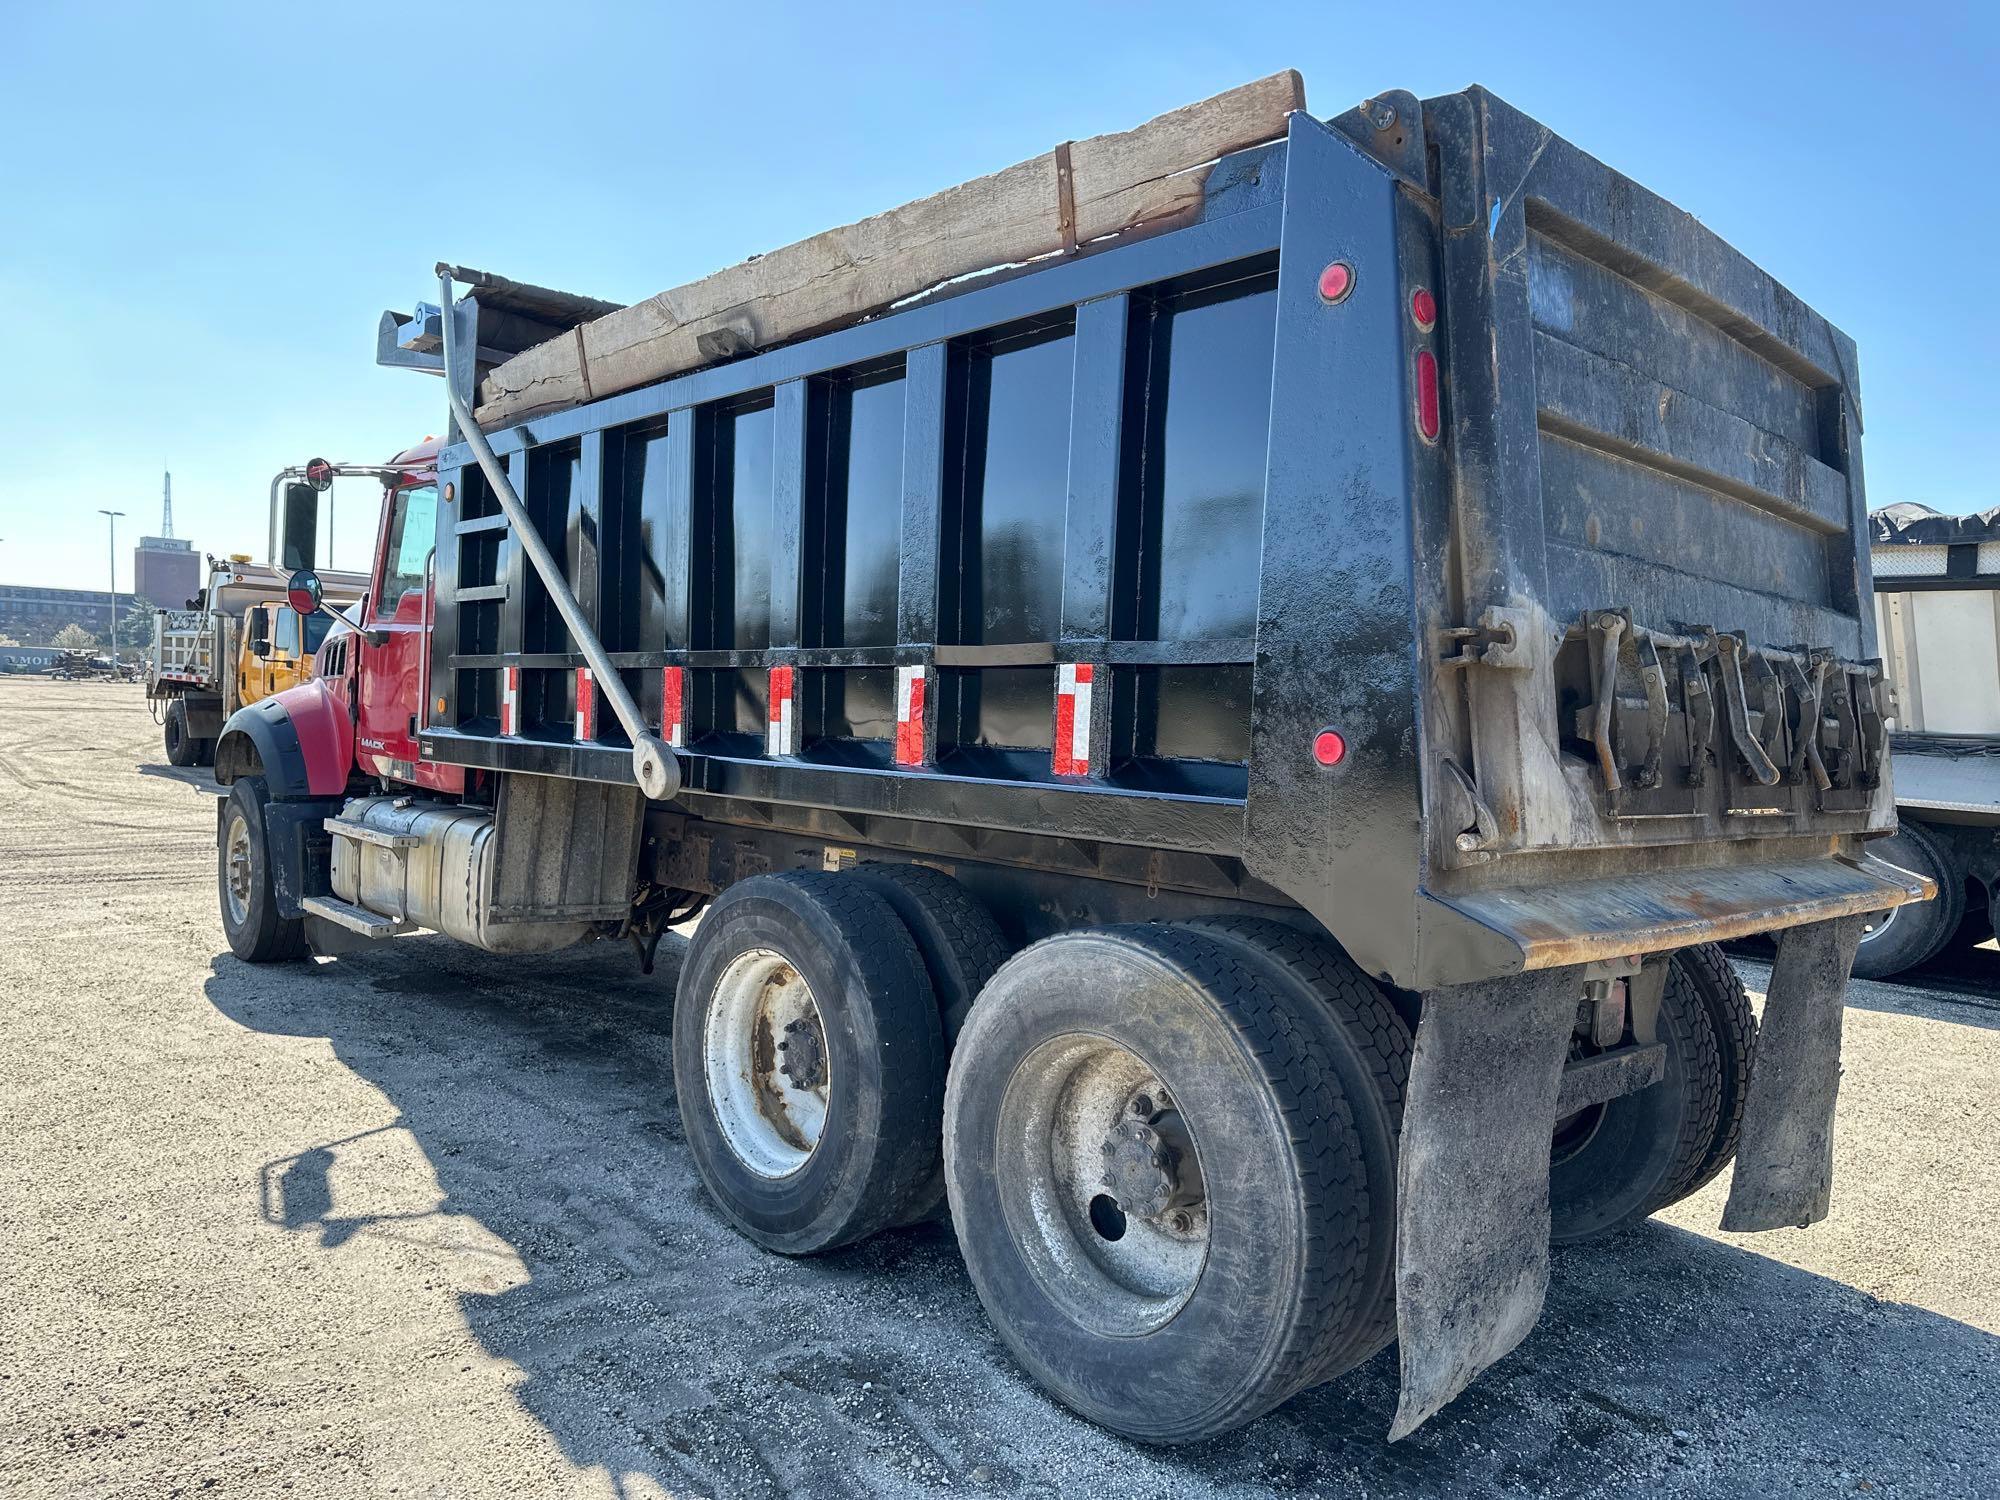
[1721,914,1865,1231]
[1390,965,1581,1440]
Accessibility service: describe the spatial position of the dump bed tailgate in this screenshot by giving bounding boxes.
[1414,87,1901,961]
[1424,88,1888,864]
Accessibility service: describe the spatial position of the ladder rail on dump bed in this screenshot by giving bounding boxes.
[414,91,1910,991]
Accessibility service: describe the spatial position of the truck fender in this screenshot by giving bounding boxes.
[214,683,352,799]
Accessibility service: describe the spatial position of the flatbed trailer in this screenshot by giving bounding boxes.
[209,76,1923,1443]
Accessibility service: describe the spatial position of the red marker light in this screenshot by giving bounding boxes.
[1313,729,1347,766]
[1416,350,1441,442]
[1317,261,1355,304]
[1411,287,1437,330]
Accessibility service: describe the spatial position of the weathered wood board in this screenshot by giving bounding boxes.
[474,70,1306,425]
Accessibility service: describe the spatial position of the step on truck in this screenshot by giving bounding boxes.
[147,463,370,767]
[1856,502,2000,977]
[211,74,1926,1441]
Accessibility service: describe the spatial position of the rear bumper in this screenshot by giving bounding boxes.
[1442,854,1930,971]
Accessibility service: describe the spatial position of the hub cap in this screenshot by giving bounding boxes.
[994,1036,1209,1336]
[223,811,253,927]
[703,948,829,1178]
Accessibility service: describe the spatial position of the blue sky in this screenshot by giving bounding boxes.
[1,1,1994,592]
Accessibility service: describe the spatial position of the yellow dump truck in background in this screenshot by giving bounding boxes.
[147,554,365,766]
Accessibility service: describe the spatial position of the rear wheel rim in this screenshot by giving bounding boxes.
[1858,905,1899,946]
[703,947,829,1178]
[994,1034,1210,1336]
[223,811,252,927]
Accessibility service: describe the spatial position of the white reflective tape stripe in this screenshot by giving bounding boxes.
[781,693,795,752]
[1070,675,1091,765]
[1058,662,1077,694]
[897,665,915,720]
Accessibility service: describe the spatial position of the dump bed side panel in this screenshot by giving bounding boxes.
[1422,88,1892,912]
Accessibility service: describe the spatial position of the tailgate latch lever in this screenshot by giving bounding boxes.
[1714,634,1781,787]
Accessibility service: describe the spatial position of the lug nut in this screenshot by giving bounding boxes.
[1129,1094,1154,1118]
[1169,1211,1194,1233]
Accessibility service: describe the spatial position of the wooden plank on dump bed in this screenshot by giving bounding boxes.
[474,70,1305,425]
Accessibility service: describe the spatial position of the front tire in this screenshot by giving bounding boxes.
[218,776,307,963]
[672,873,946,1255]
[944,926,1375,1443]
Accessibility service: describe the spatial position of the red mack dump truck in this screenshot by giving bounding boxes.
[209,75,1925,1442]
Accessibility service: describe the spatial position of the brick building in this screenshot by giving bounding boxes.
[0,584,119,646]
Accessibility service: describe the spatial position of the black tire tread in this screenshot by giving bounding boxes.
[219,777,308,963]
[844,863,1010,1228]
[951,925,1372,1437]
[1095,926,1373,1423]
[165,702,199,767]
[846,863,1010,1040]
[678,871,947,1251]
[1177,917,1410,1382]
[1851,821,1962,979]
[1656,943,1756,1209]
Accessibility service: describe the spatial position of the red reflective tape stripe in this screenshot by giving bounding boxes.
[895,665,927,767]
[768,665,795,756]
[1053,689,1078,775]
[1053,663,1095,776]
[661,666,684,748]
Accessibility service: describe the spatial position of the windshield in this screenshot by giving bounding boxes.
[303,611,336,652]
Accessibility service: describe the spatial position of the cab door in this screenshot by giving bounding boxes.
[356,481,459,792]
[238,605,272,703]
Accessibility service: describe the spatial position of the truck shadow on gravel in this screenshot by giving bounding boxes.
[205,938,1997,1500]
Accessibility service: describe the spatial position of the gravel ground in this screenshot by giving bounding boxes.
[2,676,1995,1499]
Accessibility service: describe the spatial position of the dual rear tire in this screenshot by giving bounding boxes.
[672,871,1754,1443]
[164,700,213,767]
[673,881,1414,1440]
[943,923,1410,1441]
[670,872,949,1254]
[1549,944,1756,1241]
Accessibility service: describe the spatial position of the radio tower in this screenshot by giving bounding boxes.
[161,469,174,538]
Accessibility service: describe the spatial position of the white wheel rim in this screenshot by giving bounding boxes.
[1858,905,1898,944]
[703,947,830,1178]
[995,1034,1209,1336]
[223,811,253,926]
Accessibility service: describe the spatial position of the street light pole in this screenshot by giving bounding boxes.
[98,508,125,653]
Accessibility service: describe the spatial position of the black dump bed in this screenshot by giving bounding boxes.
[414,82,1914,988]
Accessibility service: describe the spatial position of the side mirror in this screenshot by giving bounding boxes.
[280,483,319,572]
[287,568,325,619]
[250,638,272,658]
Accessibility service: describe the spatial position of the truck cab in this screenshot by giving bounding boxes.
[147,484,372,767]
[236,598,333,702]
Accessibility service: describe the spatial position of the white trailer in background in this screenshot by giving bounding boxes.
[1865,502,2000,977]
